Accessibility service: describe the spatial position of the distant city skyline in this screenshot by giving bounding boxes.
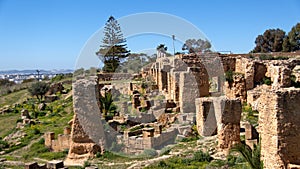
[0,0,299,70]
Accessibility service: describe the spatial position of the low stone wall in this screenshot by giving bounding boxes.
[97,73,133,81]
[127,113,156,124]
[44,127,71,152]
[124,128,178,154]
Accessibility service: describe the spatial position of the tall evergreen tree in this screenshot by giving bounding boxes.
[283,23,300,52]
[252,29,285,53]
[96,16,130,72]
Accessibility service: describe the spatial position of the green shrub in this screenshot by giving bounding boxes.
[51,74,64,82]
[0,140,9,151]
[243,103,259,126]
[38,138,45,144]
[159,146,171,156]
[39,152,67,160]
[193,150,212,162]
[32,128,41,135]
[226,154,238,166]
[225,70,234,83]
[37,111,47,117]
[95,152,102,158]
[259,55,288,60]
[259,55,273,60]
[83,161,91,168]
[291,75,300,88]
[180,135,200,142]
[142,148,157,157]
[262,77,272,85]
[16,118,23,123]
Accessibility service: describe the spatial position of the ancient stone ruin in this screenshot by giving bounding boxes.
[65,77,105,165]
[64,52,300,168]
[195,96,242,153]
[44,127,71,152]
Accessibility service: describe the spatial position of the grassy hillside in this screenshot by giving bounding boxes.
[0,78,74,164]
[0,89,29,107]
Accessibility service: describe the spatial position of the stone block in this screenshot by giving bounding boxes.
[25,162,39,169]
[46,160,64,169]
[245,122,258,140]
[288,164,300,169]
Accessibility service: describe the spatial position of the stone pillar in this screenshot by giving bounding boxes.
[66,78,105,164]
[154,124,162,135]
[44,132,55,147]
[245,122,258,140]
[64,127,71,135]
[235,57,254,90]
[258,88,300,169]
[120,101,128,116]
[195,98,217,136]
[218,98,241,152]
[270,65,292,89]
[132,94,141,108]
[179,67,209,113]
[195,96,241,152]
[143,128,155,138]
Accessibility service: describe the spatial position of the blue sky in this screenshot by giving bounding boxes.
[0,0,299,70]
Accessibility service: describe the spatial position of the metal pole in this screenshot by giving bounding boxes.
[172,35,175,55]
[36,70,40,81]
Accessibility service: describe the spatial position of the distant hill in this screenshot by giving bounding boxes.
[0,69,73,75]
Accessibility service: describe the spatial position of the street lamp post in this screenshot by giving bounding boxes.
[172,35,176,55]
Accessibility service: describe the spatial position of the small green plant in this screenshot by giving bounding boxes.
[262,77,271,85]
[230,142,263,169]
[193,150,212,162]
[95,152,102,158]
[243,103,259,126]
[259,54,288,60]
[259,54,273,60]
[159,146,171,156]
[225,70,234,83]
[99,92,117,117]
[129,125,143,132]
[291,75,300,88]
[83,161,91,168]
[0,140,9,151]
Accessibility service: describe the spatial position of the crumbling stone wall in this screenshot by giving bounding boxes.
[97,73,133,81]
[123,127,178,154]
[224,73,247,102]
[258,88,300,169]
[149,55,209,113]
[195,96,241,152]
[44,127,71,152]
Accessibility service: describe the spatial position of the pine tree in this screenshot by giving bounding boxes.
[252,29,285,53]
[285,23,300,52]
[96,16,130,72]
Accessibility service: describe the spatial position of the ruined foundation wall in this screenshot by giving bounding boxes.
[258,88,300,169]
